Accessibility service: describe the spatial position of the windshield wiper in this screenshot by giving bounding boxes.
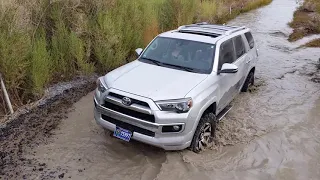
[141,58,196,72]
[141,57,163,66]
[161,63,196,72]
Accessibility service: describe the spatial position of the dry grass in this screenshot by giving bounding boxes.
[305,38,320,47]
[197,0,272,24]
[0,0,272,114]
[289,0,320,44]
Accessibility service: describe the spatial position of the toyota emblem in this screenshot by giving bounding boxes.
[122,97,132,106]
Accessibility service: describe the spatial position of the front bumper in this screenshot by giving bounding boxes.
[94,97,192,150]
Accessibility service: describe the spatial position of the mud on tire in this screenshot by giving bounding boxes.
[190,113,217,153]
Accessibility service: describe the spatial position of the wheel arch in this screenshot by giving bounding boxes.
[196,101,217,125]
[203,102,217,116]
[250,67,255,74]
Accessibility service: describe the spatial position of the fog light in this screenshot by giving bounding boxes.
[173,125,180,131]
[162,125,183,133]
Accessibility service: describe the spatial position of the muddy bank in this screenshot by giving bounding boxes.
[0,76,96,179]
[288,0,320,46]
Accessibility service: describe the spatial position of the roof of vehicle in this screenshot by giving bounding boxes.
[158,22,249,44]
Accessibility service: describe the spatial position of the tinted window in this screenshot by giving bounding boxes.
[233,35,246,59]
[245,32,254,49]
[218,39,236,70]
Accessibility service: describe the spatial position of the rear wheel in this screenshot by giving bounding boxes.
[190,113,217,153]
[241,71,254,92]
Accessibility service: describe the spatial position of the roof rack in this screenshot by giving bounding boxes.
[177,22,247,35]
[224,26,246,35]
[177,22,207,30]
[178,22,225,31]
[178,29,220,37]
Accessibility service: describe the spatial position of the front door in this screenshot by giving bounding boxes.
[217,39,237,112]
[217,35,248,112]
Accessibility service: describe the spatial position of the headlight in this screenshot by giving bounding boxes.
[96,78,108,93]
[156,98,192,113]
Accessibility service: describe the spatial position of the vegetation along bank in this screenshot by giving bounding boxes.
[289,0,320,47]
[0,0,272,115]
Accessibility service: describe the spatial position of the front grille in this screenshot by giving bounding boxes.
[103,101,155,123]
[101,114,155,137]
[108,92,150,108]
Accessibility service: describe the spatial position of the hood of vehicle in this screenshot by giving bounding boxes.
[104,61,208,101]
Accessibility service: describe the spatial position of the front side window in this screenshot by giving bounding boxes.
[139,37,216,74]
[218,39,236,70]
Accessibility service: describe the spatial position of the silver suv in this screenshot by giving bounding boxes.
[94,22,258,153]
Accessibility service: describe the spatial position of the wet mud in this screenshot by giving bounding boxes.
[0,77,96,179]
[1,0,320,179]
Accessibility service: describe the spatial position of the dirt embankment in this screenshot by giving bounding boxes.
[288,0,320,47]
[0,76,96,179]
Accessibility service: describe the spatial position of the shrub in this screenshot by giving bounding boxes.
[198,0,218,23]
[69,31,95,75]
[30,30,51,96]
[91,10,125,73]
[0,8,31,105]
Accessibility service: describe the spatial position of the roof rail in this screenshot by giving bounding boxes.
[195,22,209,25]
[225,26,246,35]
[177,22,209,30]
[177,23,247,35]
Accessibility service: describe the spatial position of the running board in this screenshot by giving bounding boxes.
[217,105,233,121]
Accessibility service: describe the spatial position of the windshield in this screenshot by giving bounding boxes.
[139,37,215,74]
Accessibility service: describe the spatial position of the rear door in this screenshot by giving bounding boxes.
[244,31,257,75]
[232,35,247,93]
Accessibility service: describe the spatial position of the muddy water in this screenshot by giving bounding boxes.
[29,0,320,179]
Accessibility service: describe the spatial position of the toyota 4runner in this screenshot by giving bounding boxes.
[94,22,258,153]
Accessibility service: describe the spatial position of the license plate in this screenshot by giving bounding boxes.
[113,126,132,142]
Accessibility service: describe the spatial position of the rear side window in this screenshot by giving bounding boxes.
[245,32,255,49]
[233,35,246,59]
[218,39,236,70]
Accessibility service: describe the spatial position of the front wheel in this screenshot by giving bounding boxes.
[190,113,217,153]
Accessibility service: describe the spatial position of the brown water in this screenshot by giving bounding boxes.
[29,0,320,179]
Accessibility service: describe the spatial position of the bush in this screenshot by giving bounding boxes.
[69,31,95,75]
[31,31,51,96]
[0,8,31,105]
[198,0,218,23]
[91,10,125,72]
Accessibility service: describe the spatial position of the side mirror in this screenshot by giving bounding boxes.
[219,63,238,74]
[135,48,143,57]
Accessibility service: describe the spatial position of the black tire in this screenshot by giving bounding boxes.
[190,113,217,153]
[241,71,254,92]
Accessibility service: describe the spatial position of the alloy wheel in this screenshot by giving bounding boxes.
[196,122,212,151]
